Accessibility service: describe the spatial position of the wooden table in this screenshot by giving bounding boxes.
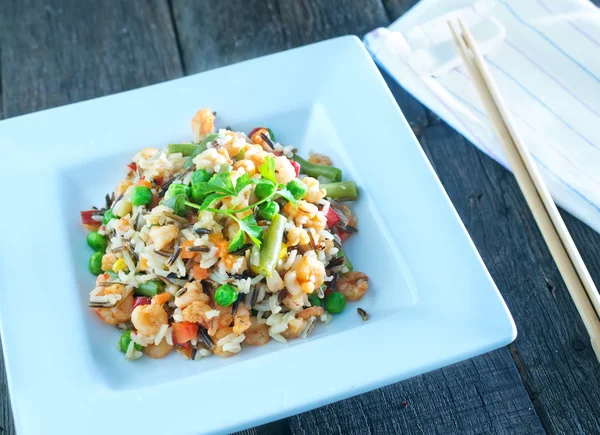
[1,1,599,434]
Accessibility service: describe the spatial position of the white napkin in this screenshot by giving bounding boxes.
[364,0,600,233]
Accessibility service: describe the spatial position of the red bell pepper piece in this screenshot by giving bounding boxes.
[290,160,301,178]
[325,207,340,228]
[132,297,151,311]
[127,162,137,173]
[173,322,198,344]
[80,210,99,226]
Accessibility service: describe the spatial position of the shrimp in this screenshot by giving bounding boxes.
[282,292,308,311]
[232,159,256,176]
[233,305,251,336]
[301,177,326,203]
[336,271,369,301]
[212,327,236,357]
[286,226,310,247]
[149,224,179,251]
[245,320,270,346]
[249,128,272,149]
[297,306,324,320]
[295,254,325,294]
[244,144,268,168]
[282,317,306,339]
[114,179,132,198]
[216,305,233,329]
[144,340,173,359]
[283,200,326,231]
[175,281,210,309]
[192,148,231,174]
[101,252,118,272]
[131,302,168,336]
[308,153,332,166]
[181,300,213,328]
[192,108,215,143]
[274,156,296,185]
[94,291,134,325]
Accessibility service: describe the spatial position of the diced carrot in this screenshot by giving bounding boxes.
[173,322,198,344]
[192,264,209,280]
[153,292,170,305]
[208,233,228,258]
[180,240,196,260]
[137,178,152,189]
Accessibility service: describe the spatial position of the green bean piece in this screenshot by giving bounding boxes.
[338,249,354,272]
[184,133,220,168]
[135,280,165,297]
[119,330,143,353]
[321,182,358,201]
[167,143,199,156]
[308,292,322,307]
[292,154,342,182]
[258,213,286,277]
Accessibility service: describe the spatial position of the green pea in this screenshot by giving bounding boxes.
[215,284,239,307]
[89,252,103,275]
[119,330,142,353]
[191,182,208,204]
[191,169,212,185]
[286,179,308,200]
[255,179,276,200]
[130,186,153,206]
[161,193,189,216]
[308,292,322,307]
[86,231,107,252]
[102,209,118,225]
[257,201,280,221]
[166,183,191,199]
[135,280,165,297]
[325,291,346,314]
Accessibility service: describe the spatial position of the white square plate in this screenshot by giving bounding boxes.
[0,36,515,435]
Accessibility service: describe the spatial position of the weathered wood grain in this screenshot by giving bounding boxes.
[172,0,389,74]
[0,0,182,118]
[0,1,182,434]
[416,119,600,435]
[172,0,289,74]
[291,349,543,435]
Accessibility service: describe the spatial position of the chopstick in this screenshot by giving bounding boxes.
[448,19,600,361]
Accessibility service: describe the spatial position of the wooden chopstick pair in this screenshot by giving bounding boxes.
[448,20,600,362]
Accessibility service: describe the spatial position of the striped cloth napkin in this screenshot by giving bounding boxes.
[364,0,600,233]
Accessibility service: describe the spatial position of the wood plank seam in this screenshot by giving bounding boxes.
[166,0,187,74]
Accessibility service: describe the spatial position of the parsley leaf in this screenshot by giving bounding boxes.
[197,192,228,212]
[228,230,246,252]
[275,186,297,205]
[207,172,235,195]
[237,214,263,248]
[259,155,277,184]
[234,172,253,195]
